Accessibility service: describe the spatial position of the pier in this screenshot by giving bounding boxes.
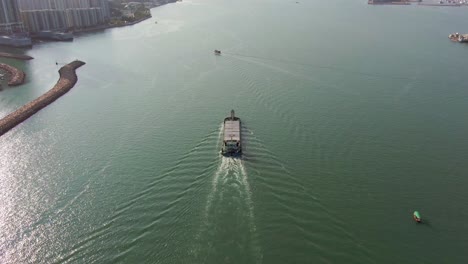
[0,60,85,137]
[0,52,33,60]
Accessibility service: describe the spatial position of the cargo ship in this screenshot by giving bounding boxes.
[221,110,242,156]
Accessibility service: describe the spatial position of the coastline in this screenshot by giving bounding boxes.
[368,0,411,4]
[0,63,26,86]
[1,1,179,47]
[73,16,152,34]
[368,0,466,5]
[68,0,179,34]
[418,3,462,6]
[0,60,85,137]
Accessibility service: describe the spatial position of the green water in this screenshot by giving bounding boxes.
[1,0,468,263]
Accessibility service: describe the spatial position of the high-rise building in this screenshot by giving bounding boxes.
[65,8,104,29]
[18,0,52,10]
[21,9,67,33]
[17,0,111,32]
[0,0,25,34]
[18,0,114,11]
[90,0,110,20]
[54,0,90,10]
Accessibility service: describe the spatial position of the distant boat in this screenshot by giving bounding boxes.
[449,32,468,43]
[413,211,421,223]
[221,110,242,156]
[214,50,221,55]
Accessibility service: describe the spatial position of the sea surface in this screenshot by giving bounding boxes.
[1,0,468,263]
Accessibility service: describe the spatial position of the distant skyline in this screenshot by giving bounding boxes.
[17,0,108,11]
[17,0,111,33]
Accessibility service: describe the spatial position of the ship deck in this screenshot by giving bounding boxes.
[224,120,240,141]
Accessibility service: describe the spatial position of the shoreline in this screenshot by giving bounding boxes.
[72,1,179,34]
[56,0,179,35]
[0,60,85,137]
[368,0,466,6]
[2,1,178,47]
[0,63,26,86]
[368,0,411,4]
[73,16,152,34]
[418,3,462,6]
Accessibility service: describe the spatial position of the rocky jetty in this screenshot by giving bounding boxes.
[0,63,26,86]
[0,60,85,137]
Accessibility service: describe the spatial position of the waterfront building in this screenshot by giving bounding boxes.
[18,0,52,10]
[65,8,105,29]
[90,0,110,20]
[54,0,91,9]
[18,1,110,20]
[122,9,135,18]
[0,0,26,34]
[21,10,67,33]
[17,0,111,32]
[18,0,99,11]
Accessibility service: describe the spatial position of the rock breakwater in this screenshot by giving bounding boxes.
[0,60,85,137]
[0,63,26,86]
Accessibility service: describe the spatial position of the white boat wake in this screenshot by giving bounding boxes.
[192,155,262,263]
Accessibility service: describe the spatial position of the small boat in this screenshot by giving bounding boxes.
[221,110,241,156]
[413,211,421,223]
[449,32,468,43]
[214,50,221,55]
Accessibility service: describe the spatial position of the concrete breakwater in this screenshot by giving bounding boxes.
[0,63,26,86]
[0,52,34,60]
[0,60,85,137]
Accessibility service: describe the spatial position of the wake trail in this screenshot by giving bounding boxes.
[193,155,262,263]
[235,158,262,263]
[203,157,231,219]
[222,52,433,83]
